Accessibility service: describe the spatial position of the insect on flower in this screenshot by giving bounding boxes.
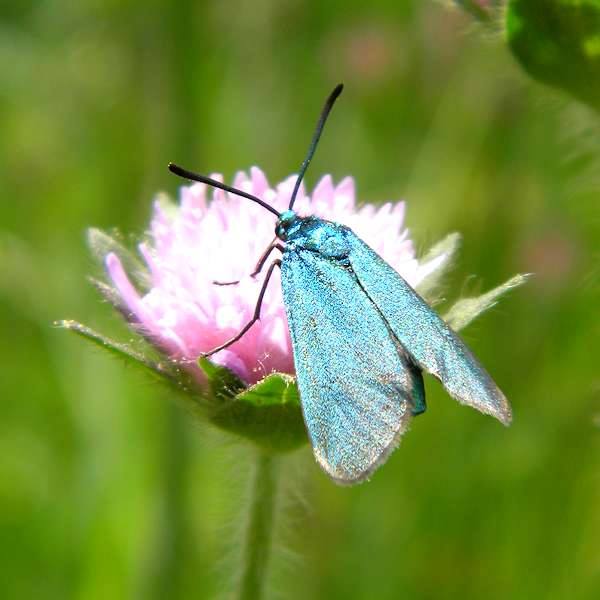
[168,84,512,484]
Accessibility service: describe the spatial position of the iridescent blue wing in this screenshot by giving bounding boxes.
[347,233,512,425]
[281,248,424,484]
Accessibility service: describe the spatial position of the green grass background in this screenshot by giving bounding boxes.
[1,2,598,599]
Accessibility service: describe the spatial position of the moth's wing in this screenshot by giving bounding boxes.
[281,249,424,484]
[347,234,512,425]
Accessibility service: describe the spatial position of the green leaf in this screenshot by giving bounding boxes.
[443,273,530,331]
[506,0,600,111]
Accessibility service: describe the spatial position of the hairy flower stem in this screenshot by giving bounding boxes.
[454,0,495,25]
[238,452,279,600]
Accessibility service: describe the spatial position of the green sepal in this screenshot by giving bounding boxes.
[56,320,202,399]
[443,273,530,332]
[86,228,151,291]
[198,358,306,453]
[415,232,462,303]
[211,374,305,454]
[59,323,306,453]
[505,0,600,111]
[88,276,130,316]
[197,356,246,403]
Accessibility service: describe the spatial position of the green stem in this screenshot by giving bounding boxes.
[238,452,279,600]
[143,401,190,600]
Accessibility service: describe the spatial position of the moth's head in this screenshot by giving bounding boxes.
[275,209,300,241]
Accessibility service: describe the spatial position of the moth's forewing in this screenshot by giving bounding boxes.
[281,245,421,484]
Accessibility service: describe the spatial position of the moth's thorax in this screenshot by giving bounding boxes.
[275,211,350,259]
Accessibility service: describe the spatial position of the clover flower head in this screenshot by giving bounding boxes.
[104,168,448,385]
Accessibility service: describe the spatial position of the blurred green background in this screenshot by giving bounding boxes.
[1,1,598,599]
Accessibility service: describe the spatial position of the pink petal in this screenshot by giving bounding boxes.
[105,253,153,323]
[250,166,270,196]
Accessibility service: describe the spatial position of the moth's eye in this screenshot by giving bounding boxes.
[275,211,296,239]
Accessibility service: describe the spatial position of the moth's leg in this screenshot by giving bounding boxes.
[214,238,284,286]
[203,259,282,357]
[248,241,284,277]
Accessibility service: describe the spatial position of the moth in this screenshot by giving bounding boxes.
[169,84,511,484]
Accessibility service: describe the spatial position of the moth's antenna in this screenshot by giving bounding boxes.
[168,163,281,218]
[288,83,344,211]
